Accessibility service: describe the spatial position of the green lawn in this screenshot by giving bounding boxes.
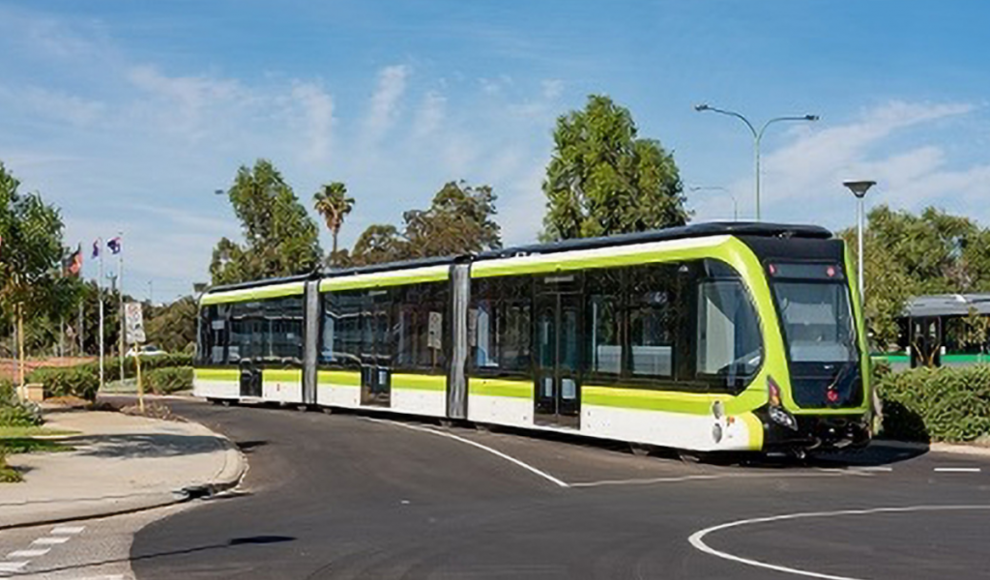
[0,426,78,439]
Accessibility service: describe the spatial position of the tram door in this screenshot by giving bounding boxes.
[534,288,581,429]
[360,291,391,406]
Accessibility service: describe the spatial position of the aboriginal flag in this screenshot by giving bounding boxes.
[63,244,83,277]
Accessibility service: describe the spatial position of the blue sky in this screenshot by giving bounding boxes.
[2,1,989,302]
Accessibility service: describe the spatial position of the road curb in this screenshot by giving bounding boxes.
[180,435,249,499]
[874,438,990,457]
[0,420,249,532]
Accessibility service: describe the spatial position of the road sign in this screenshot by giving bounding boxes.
[124,302,146,344]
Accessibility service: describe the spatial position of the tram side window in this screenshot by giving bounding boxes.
[321,291,364,367]
[586,269,622,375]
[470,276,531,375]
[264,296,304,361]
[696,279,762,385]
[394,282,449,372]
[627,265,677,378]
[198,304,229,365]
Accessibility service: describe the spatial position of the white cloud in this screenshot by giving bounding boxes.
[127,65,246,139]
[541,79,563,100]
[696,100,990,229]
[413,90,446,138]
[364,64,410,143]
[291,81,334,164]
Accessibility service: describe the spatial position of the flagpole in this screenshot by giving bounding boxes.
[98,238,105,393]
[118,232,124,381]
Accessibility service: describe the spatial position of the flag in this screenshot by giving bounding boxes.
[92,238,101,259]
[107,236,122,255]
[63,244,83,277]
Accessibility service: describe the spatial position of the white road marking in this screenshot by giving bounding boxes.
[849,465,893,472]
[934,467,981,473]
[688,504,990,580]
[571,470,857,488]
[32,536,70,545]
[571,475,723,487]
[51,525,86,535]
[0,561,29,573]
[367,418,570,488]
[7,548,50,558]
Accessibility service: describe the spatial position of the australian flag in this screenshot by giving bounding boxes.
[107,236,122,255]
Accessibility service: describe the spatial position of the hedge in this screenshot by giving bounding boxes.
[27,366,100,401]
[876,364,990,443]
[144,366,193,395]
[25,353,193,401]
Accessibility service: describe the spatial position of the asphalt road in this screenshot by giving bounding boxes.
[129,400,990,579]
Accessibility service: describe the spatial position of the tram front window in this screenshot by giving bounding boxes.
[773,282,857,364]
[769,262,861,408]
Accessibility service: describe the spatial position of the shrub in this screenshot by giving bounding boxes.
[877,364,990,443]
[0,378,14,404]
[26,366,100,401]
[144,366,193,395]
[0,399,43,427]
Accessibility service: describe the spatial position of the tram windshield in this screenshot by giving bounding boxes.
[770,265,858,363]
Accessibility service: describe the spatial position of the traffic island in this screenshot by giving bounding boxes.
[0,410,246,529]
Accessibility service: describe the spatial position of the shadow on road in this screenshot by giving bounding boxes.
[25,535,296,577]
[68,433,222,459]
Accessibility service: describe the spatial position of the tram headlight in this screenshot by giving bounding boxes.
[769,405,798,431]
[767,375,798,431]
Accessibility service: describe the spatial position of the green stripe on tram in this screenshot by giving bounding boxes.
[194,368,239,381]
[392,374,447,391]
[320,266,449,292]
[583,384,767,416]
[317,370,362,387]
[263,368,302,382]
[469,378,532,399]
[201,282,305,305]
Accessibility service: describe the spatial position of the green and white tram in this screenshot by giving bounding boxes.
[195,222,872,453]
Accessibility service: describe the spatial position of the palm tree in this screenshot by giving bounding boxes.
[313,182,355,266]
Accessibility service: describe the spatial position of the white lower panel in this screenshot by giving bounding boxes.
[194,379,238,400]
[318,384,360,408]
[581,405,755,452]
[263,380,303,404]
[467,394,532,428]
[391,389,446,417]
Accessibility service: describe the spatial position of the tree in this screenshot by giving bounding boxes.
[313,182,355,266]
[840,227,912,350]
[541,94,687,241]
[0,163,68,385]
[145,296,197,353]
[210,159,322,285]
[350,181,502,266]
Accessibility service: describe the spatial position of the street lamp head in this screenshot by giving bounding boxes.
[214,189,225,195]
[694,103,711,112]
[805,114,820,121]
[843,180,876,199]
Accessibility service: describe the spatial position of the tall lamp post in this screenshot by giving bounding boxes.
[843,180,876,299]
[694,104,819,221]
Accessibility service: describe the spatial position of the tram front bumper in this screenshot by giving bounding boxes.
[759,409,871,452]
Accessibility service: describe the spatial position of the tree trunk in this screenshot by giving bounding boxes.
[331,227,339,265]
[17,303,25,392]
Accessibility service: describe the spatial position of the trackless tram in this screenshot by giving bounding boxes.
[195,222,872,453]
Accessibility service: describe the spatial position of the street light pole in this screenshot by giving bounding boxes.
[843,180,876,299]
[695,104,819,221]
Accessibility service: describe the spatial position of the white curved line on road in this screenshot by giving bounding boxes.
[366,419,570,488]
[688,504,990,580]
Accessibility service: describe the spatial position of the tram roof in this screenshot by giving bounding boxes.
[202,221,832,296]
[476,221,832,260]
